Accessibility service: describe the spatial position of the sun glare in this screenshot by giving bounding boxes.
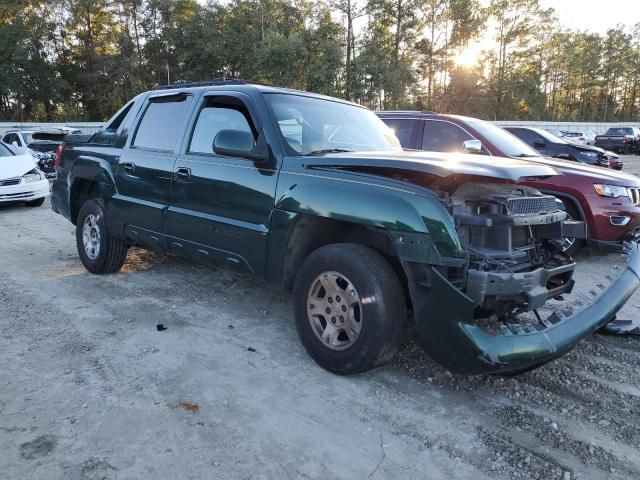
[453,45,481,67]
[452,40,492,67]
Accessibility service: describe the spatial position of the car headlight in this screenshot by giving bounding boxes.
[594,184,628,198]
[22,169,45,183]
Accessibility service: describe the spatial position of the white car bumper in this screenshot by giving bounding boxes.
[0,178,50,203]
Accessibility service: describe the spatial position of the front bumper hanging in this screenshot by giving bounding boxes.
[411,242,640,375]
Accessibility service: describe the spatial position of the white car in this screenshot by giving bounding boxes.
[562,131,596,145]
[0,142,50,207]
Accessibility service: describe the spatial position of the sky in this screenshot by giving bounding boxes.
[539,0,640,34]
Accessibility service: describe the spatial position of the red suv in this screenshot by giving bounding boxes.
[378,112,640,255]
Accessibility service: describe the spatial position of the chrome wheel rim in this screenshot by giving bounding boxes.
[82,214,101,260]
[307,271,363,351]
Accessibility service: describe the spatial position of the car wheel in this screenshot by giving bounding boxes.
[25,197,45,207]
[76,198,128,274]
[561,201,585,257]
[293,243,406,375]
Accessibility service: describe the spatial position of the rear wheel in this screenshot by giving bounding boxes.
[293,243,406,375]
[561,200,585,257]
[76,199,128,274]
[25,198,45,207]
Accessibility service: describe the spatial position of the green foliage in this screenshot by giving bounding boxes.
[1,0,640,122]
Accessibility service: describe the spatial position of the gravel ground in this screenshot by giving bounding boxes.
[1,156,640,480]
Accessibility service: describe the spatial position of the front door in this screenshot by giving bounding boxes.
[113,92,194,249]
[166,93,279,275]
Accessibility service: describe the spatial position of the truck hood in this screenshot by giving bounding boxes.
[0,154,38,181]
[521,155,640,186]
[302,150,560,181]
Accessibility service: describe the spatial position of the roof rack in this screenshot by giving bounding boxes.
[155,77,253,90]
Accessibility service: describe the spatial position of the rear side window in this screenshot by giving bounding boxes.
[383,119,418,148]
[105,101,134,132]
[422,120,473,152]
[133,96,192,151]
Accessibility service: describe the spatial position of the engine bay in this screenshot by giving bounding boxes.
[449,182,569,270]
[441,182,579,315]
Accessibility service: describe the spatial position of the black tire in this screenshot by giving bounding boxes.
[25,197,45,207]
[293,243,406,375]
[76,198,128,274]
[561,200,585,257]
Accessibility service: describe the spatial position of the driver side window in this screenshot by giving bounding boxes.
[189,98,255,155]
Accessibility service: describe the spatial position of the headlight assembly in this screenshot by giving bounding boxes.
[22,169,45,183]
[594,184,628,198]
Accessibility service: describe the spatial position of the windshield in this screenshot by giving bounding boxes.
[0,143,15,157]
[465,120,542,157]
[265,93,401,155]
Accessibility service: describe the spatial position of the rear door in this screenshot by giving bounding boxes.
[113,92,194,249]
[166,92,279,275]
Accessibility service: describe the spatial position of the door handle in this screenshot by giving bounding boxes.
[175,167,191,181]
[122,162,135,173]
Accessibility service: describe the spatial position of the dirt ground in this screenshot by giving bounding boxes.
[1,157,640,480]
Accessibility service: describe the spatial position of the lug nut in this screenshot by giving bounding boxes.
[336,295,341,302]
[339,316,344,323]
[331,317,336,324]
[326,307,331,314]
[328,297,333,304]
[341,305,347,312]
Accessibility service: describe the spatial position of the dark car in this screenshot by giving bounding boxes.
[377,112,640,256]
[49,80,640,376]
[595,127,640,154]
[504,126,610,168]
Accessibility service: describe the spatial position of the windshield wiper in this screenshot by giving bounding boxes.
[304,149,353,156]
[515,153,540,158]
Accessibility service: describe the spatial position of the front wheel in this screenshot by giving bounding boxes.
[561,200,585,257]
[76,199,128,274]
[293,243,406,375]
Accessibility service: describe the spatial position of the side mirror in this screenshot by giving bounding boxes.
[533,140,546,148]
[213,129,267,161]
[462,139,483,154]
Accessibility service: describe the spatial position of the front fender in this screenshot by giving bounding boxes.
[275,169,463,258]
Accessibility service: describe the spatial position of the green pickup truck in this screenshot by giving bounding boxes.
[51,79,640,375]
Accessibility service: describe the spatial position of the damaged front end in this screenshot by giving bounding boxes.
[401,182,640,375]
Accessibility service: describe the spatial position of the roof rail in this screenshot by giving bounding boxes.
[155,77,253,90]
[377,110,439,115]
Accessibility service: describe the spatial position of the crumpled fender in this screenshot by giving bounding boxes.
[275,167,464,258]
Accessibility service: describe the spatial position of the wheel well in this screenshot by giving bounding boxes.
[281,216,410,301]
[70,179,101,225]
